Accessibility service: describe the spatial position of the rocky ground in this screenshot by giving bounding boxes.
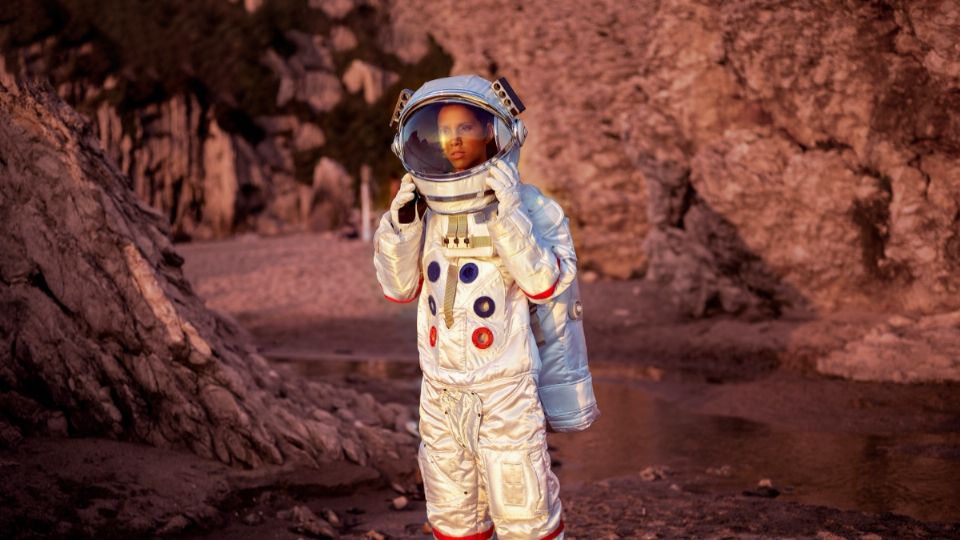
[3,231,959,539]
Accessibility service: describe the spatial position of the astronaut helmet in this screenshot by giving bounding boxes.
[390,75,527,215]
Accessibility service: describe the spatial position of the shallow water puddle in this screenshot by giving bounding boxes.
[274,353,421,379]
[553,380,960,523]
[276,356,960,523]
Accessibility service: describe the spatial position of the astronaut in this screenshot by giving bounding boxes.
[374,75,597,539]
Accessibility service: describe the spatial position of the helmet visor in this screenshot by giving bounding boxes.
[400,100,512,177]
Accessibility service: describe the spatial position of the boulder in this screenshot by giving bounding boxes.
[330,25,358,52]
[342,60,400,105]
[294,122,327,152]
[309,157,356,231]
[299,71,344,113]
[310,0,355,20]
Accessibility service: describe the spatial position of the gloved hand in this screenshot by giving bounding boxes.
[485,159,522,215]
[390,173,420,227]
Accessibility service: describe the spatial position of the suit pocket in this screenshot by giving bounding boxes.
[481,447,547,520]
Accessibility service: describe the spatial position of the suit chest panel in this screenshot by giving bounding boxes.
[421,217,525,371]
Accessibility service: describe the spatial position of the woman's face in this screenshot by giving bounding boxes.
[438,104,493,171]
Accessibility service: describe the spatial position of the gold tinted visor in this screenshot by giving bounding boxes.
[399,99,513,179]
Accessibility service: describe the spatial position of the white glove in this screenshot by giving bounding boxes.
[485,160,522,214]
[390,173,419,227]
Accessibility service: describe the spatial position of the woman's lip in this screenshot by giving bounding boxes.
[449,151,465,159]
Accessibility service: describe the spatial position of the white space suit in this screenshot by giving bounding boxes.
[374,75,595,539]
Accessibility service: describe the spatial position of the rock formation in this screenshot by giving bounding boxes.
[0,78,415,470]
[816,311,960,382]
[5,0,957,323]
[342,59,401,105]
[394,0,960,318]
[0,0,448,243]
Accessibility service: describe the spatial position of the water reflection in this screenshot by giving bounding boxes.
[275,355,960,523]
[274,354,421,379]
[551,381,960,523]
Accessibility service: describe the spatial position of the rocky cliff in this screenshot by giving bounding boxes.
[396,0,960,317]
[0,77,415,470]
[4,0,958,320]
[1,0,447,241]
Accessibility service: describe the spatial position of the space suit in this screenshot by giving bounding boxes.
[373,75,597,539]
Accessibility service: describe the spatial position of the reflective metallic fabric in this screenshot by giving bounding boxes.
[418,374,562,539]
[376,75,598,539]
[521,192,600,432]
[374,189,586,539]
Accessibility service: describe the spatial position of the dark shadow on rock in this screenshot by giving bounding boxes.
[629,158,815,382]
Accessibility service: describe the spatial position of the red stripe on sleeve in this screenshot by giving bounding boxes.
[384,277,423,304]
[522,256,562,300]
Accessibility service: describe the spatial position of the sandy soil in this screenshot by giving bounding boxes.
[3,231,958,539]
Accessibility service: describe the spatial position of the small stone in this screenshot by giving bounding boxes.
[157,515,190,535]
[364,531,386,540]
[887,315,914,328]
[706,464,732,477]
[639,465,667,481]
[743,478,780,498]
[0,421,23,448]
[45,412,69,436]
[242,512,263,526]
[581,270,599,283]
[322,508,341,528]
[290,505,337,538]
[391,481,407,494]
[391,495,409,510]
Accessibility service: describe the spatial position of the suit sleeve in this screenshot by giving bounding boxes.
[373,211,424,303]
[487,185,573,304]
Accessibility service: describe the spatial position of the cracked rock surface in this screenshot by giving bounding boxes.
[0,79,416,472]
[393,0,960,318]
